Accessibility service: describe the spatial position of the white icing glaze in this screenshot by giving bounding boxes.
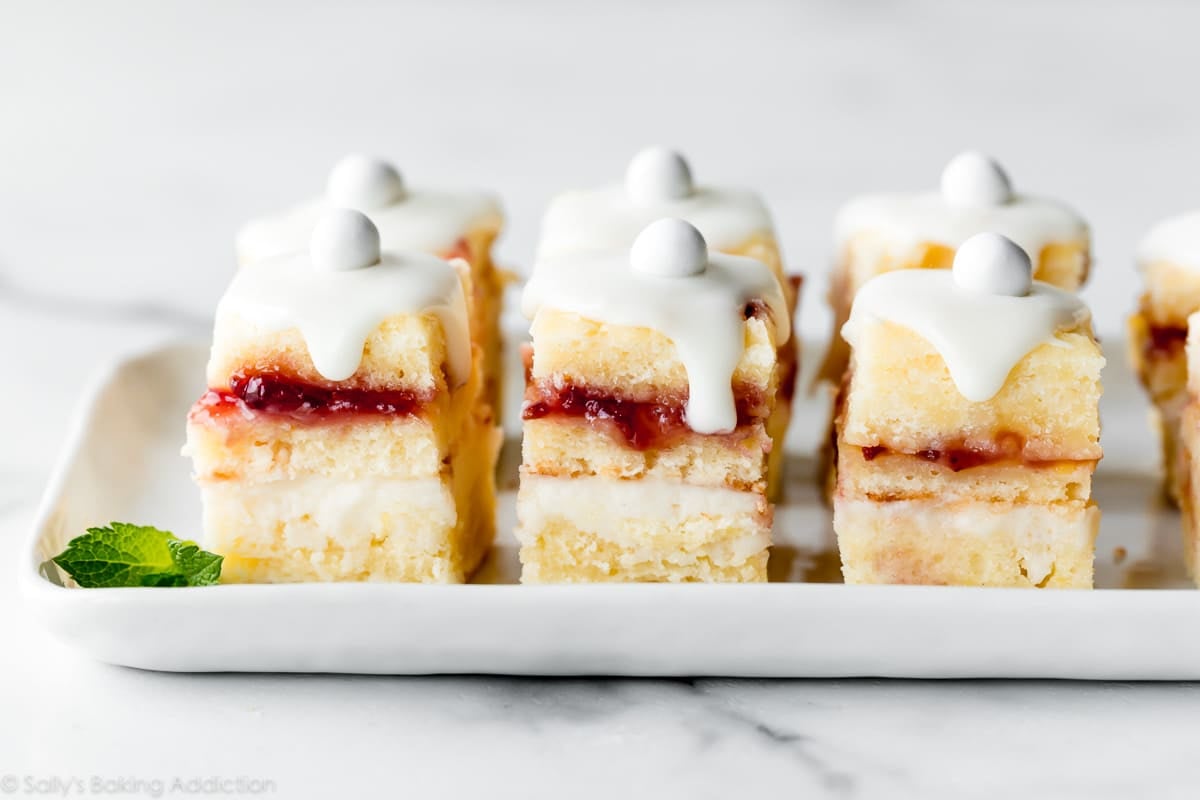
[522,220,790,435]
[952,232,1032,297]
[326,154,406,210]
[310,208,381,272]
[630,218,707,278]
[835,155,1087,262]
[1138,209,1200,271]
[236,158,502,266]
[536,152,774,259]
[939,151,1012,208]
[625,147,694,205]
[218,212,470,385]
[842,266,1090,402]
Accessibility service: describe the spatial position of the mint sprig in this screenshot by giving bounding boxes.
[51,523,222,588]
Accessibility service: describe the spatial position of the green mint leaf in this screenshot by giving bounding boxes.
[51,523,223,588]
[166,538,224,586]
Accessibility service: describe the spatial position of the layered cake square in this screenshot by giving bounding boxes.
[517,218,791,582]
[1170,290,1200,582]
[819,151,1092,496]
[186,209,500,583]
[236,155,507,414]
[833,233,1103,588]
[536,147,799,497]
[1130,210,1200,504]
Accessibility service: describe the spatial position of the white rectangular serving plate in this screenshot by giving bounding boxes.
[21,340,1200,679]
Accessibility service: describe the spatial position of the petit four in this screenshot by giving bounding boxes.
[1175,319,1200,580]
[821,151,1091,385]
[517,218,790,582]
[818,152,1092,499]
[833,233,1103,587]
[537,147,799,496]
[186,210,500,582]
[1130,210,1200,503]
[236,154,507,413]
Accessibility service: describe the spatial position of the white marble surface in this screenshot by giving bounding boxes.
[3,1,1200,797]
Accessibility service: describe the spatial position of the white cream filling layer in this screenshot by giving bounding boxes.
[200,476,455,554]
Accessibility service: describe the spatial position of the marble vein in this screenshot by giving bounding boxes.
[0,261,211,331]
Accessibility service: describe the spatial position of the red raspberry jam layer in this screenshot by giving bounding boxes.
[523,382,762,450]
[860,444,989,471]
[192,371,425,423]
[1146,324,1188,358]
[858,433,1067,472]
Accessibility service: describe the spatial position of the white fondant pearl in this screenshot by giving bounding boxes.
[940,151,1013,208]
[327,154,406,210]
[625,147,694,205]
[630,218,708,278]
[953,232,1032,297]
[310,208,382,273]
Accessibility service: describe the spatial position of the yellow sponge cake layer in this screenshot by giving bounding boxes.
[841,322,1102,461]
[529,309,779,404]
[835,498,1097,588]
[837,442,1095,506]
[516,474,770,583]
[209,307,459,395]
[522,417,769,492]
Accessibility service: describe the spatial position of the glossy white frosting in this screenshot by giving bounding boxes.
[236,156,502,266]
[835,152,1087,262]
[842,233,1090,402]
[536,149,775,259]
[522,220,789,435]
[1138,209,1200,271]
[219,210,471,385]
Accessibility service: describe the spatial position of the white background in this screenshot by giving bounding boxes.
[3,1,1200,797]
